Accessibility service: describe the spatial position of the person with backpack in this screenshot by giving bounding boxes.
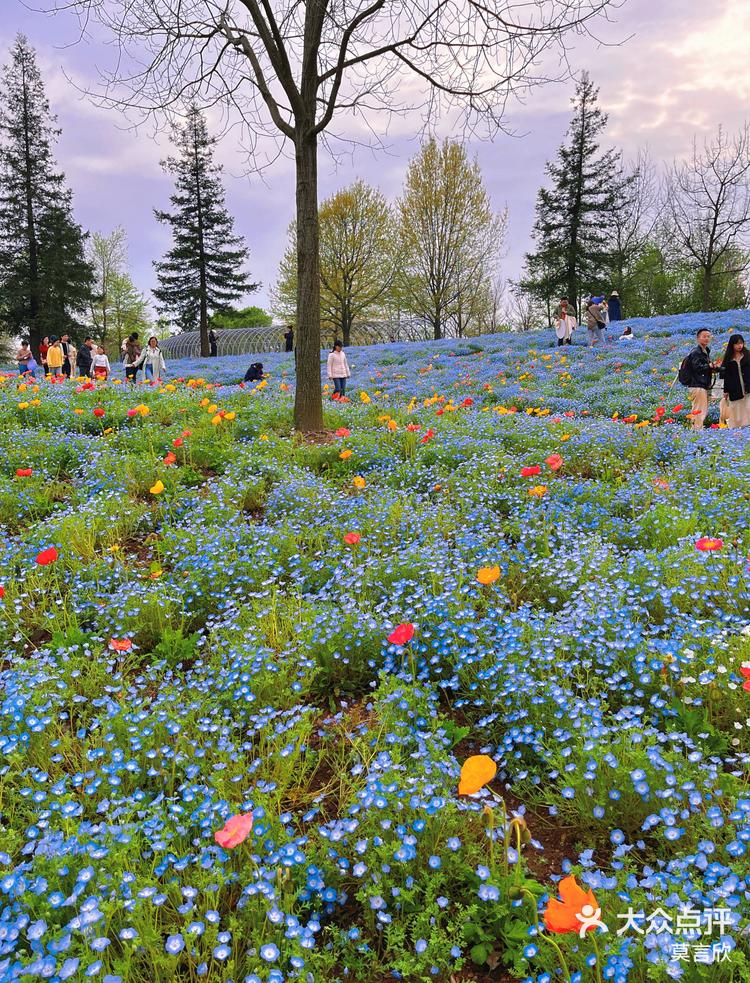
[678,328,720,430]
[586,297,606,346]
[719,334,750,429]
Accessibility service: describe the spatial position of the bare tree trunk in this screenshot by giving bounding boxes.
[294,132,324,432]
[702,266,712,311]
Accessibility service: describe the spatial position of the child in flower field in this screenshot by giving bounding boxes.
[91,346,111,381]
[45,338,64,377]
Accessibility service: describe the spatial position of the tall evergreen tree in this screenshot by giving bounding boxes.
[0,35,92,350]
[153,105,257,355]
[521,73,631,314]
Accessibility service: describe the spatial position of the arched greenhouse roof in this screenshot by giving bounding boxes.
[159,319,440,359]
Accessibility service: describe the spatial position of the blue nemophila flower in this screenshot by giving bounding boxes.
[260,943,279,962]
[165,934,185,955]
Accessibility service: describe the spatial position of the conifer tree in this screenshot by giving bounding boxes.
[522,73,632,313]
[153,105,257,355]
[0,34,92,349]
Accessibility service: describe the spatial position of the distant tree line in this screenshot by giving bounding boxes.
[3,36,750,360]
[0,36,260,357]
[273,139,506,344]
[518,72,750,327]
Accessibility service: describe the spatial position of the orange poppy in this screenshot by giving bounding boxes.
[109,638,133,652]
[543,875,599,934]
[458,755,497,795]
[477,566,500,586]
[695,537,723,552]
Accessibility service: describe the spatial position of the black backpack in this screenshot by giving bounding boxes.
[678,354,693,387]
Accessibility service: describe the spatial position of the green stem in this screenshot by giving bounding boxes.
[591,931,604,983]
[521,889,572,983]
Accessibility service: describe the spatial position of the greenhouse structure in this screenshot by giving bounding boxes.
[158,319,453,359]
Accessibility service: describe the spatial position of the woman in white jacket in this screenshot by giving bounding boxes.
[134,336,167,381]
[327,341,351,397]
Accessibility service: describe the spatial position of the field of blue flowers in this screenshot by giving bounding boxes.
[2,310,750,983]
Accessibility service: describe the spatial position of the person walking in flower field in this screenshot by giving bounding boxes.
[45,338,64,377]
[719,333,750,429]
[91,345,112,381]
[554,296,576,346]
[327,340,351,397]
[586,296,606,346]
[678,327,721,430]
[133,336,167,381]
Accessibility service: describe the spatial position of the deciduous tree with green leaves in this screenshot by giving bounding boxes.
[397,138,505,340]
[274,180,397,346]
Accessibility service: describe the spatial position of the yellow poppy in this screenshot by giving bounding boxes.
[150,480,165,495]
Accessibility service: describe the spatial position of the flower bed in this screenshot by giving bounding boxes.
[1,311,750,982]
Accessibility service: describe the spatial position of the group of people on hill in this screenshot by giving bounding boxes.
[554,292,632,346]
[680,328,750,430]
[15,333,167,382]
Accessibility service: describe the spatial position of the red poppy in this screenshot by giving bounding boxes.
[35,547,59,566]
[0,586,4,599]
[545,454,563,472]
[172,437,184,448]
[93,408,105,418]
[420,429,435,444]
[15,468,32,477]
[406,424,421,432]
[520,465,541,477]
[695,537,723,552]
[740,666,750,692]
[343,532,361,545]
[388,623,415,646]
[563,411,575,418]
[655,406,666,417]
[182,429,192,437]
[335,427,351,438]
[672,404,684,413]
[163,451,177,466]
[109,638,133,652]
[461,397,474,407]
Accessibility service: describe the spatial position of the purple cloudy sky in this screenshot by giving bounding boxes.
[3,0,749,311]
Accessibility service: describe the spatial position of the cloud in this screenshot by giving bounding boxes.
[3,0,748,304]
